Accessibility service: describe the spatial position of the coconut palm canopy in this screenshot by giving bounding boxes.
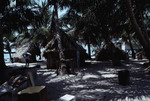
[42,30,85,56]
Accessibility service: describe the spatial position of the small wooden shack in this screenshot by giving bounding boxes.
[42,30,86,69]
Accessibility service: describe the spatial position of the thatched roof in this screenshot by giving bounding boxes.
[95,44,128,61]
[13,39,40,61]
[13,39,32,59]
[42,30,85,56]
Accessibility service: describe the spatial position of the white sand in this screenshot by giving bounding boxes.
[6,59,150,101]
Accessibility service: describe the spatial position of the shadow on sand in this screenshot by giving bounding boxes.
[33,59,150,101]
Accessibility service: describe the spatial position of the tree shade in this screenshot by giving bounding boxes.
[0,0,41,69]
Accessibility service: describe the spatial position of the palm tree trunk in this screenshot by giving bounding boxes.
[127,33,135,59]
[87,38,91,59]
[136,0,149,42]
[54,0,68,75]
[0,21,6,69]
[125,0,150,61]
[8,50,13,63]
[6,42,13,63]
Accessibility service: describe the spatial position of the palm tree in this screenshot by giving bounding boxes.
[0,0,10,69]
[53,0,68,74]
[39,0,73,74]
[125,0,150,61]
[30,0,54,48]
[0,0,41,70]
[3,37,14,63]
[0,21,6,68]
[65,0,127,58]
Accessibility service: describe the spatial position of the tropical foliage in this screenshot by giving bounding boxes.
[0,0,150,71]
[0,0,41,69]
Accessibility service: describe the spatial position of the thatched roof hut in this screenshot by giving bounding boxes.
[95,43,128,61]
[13,39,40,63]
[42,30,86,69]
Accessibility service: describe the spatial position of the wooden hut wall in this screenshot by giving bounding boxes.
[47,52,59,69]
[80,50,86,66]
[47,50,85,69]
[64,50,76,58]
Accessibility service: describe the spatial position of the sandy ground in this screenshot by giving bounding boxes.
[6,59,150,101]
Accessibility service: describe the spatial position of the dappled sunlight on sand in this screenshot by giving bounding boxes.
[116,96,150,101]
[82,74,99,80]
[8,59,149,101]
[101,73,117,78]
[68,84,86,89]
